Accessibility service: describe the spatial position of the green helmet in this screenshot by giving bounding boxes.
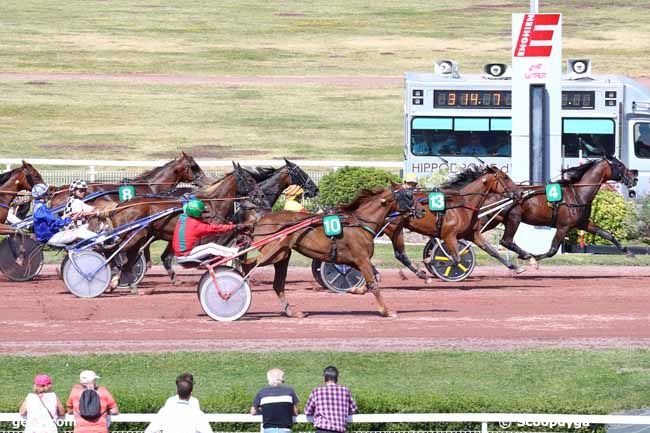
[183,199,205,217]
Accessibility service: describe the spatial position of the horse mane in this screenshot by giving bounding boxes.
[441,166,496,189]
[133,158,177,182]
[243,166,278,182]
[195,172,231,196]
[0,167,17,185]
[338,188,386,212]
[559,159,600,184]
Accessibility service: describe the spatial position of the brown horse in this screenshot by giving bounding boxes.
[242,187,423,318]
[0,161,45,224]
[90,164,264,292]
[50,152,208,209]
[383,166,520,279]
[485,156,637,262]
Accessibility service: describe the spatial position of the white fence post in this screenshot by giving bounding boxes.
[88,165,96,182]
[482,422,488,433]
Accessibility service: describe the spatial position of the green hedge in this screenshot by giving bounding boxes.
[317,167,400,207]
[567,190,636,245]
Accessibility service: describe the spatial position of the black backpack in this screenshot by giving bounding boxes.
[79,386,102,420]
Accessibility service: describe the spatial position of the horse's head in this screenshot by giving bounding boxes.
[233,162,266,206]
[486,166,517,198]
[18,161,44,189]
[177,151,208,186]
[605,156,637,188]
[387,182,425,219]
[284,158,319,198]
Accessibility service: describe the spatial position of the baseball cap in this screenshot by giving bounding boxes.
[79,370,100,384]
[34,374,52,386]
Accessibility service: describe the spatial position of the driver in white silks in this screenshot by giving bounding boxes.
[172,198,249,261]
[47,179,98,247]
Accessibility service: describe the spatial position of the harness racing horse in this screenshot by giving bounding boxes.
[485,156,637,263]
[0,161,45,223]
[384,166,522,280]
[242,187,423,318]
[50,151,208,209]
[92,164,264,292]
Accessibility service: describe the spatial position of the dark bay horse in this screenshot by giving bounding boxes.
[242,187,423,318]
[384,166,521,279]
[0,161,45,224]
[50,152,208,209]
[484,156,637,263]
[243,158,319,209]
[92,164,264,292]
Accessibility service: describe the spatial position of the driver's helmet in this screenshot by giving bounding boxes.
[183,198,205,218]
[283,185,304,198]
[403,173,418,186]
[69,179,88,194]
[31,183,49,199]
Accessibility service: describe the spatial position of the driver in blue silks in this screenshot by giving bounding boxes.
[31,183,71,244]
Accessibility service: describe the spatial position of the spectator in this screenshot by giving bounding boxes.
[67,370,119,433]
[163,372,200,410]
[19,374,65,433]
[250,368,299,433]
[145,379,212,433]
[304,366,357,433]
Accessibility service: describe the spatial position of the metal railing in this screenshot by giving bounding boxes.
[0,412,647,432]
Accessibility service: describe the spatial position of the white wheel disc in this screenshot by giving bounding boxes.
[199,268,252,321]
[63,251,112,298]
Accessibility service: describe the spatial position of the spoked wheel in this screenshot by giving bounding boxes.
[198,266,252,321]
[311,260,325,288]
[117,253,147,288]
[319,262,366,293]
[0,235,44,281]
[62,250,112,298]
[423,238,476,282]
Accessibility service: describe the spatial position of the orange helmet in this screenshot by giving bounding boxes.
[283,185,304,197]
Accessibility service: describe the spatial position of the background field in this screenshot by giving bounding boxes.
[2,0,650,160]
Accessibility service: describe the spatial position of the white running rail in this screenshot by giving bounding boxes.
[0,412,648,430]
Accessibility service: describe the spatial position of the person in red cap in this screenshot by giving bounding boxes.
[19,374,65,433]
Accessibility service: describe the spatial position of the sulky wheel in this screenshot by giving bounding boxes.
[198,266,252,321]
[62,250,112,298]
[117,252,147,288]
[0,235,44,282]
[311,260,326,288]
[423,238,476,282]
[319,262,366,294]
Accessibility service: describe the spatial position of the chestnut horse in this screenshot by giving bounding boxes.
[483,156,637,262]
[384,166,521,279]
[50,152,208,209]
[0,161,45,224]
[242,187,423,318]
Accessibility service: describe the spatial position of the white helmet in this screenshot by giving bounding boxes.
[31,183,49,199]
[69,179,88,193]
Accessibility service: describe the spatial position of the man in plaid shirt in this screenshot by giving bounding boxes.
[304,366,357,433]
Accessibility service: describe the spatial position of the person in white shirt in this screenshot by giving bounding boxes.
[48,179,98,246]
[145,378,212,433]
[19,374,65,433]
[163,373,200,410]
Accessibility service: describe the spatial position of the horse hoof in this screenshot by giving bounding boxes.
[425,277,434,284]
[528,258,539,269]
[514,266,526,275]
[110,275,120,289]
[381,310,397,318]
[129,285,139,296]
[285,309,305,318]
[143,288,155,296]
[398,269,408,281]
[147,261,153,270]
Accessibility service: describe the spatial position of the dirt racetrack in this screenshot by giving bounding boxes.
[1,264,650,354]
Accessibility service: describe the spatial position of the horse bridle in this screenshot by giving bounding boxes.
[287,163,316,196]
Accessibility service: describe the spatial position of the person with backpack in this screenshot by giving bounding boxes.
[19,374,65,433]
[66,370,119,433]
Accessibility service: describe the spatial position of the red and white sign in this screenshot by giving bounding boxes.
[514,13,561,57]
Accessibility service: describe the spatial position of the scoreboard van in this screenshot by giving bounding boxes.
[404,59,650,197]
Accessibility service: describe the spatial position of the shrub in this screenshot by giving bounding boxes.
[317,166,400,207]
[634,193,650,243]
[567,190,637,245]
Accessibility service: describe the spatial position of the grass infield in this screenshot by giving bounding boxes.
[1,350,650,425]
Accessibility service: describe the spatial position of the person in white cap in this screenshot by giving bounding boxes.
[67,370,119,433]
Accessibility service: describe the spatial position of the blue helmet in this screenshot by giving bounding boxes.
[31,183,49,199]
